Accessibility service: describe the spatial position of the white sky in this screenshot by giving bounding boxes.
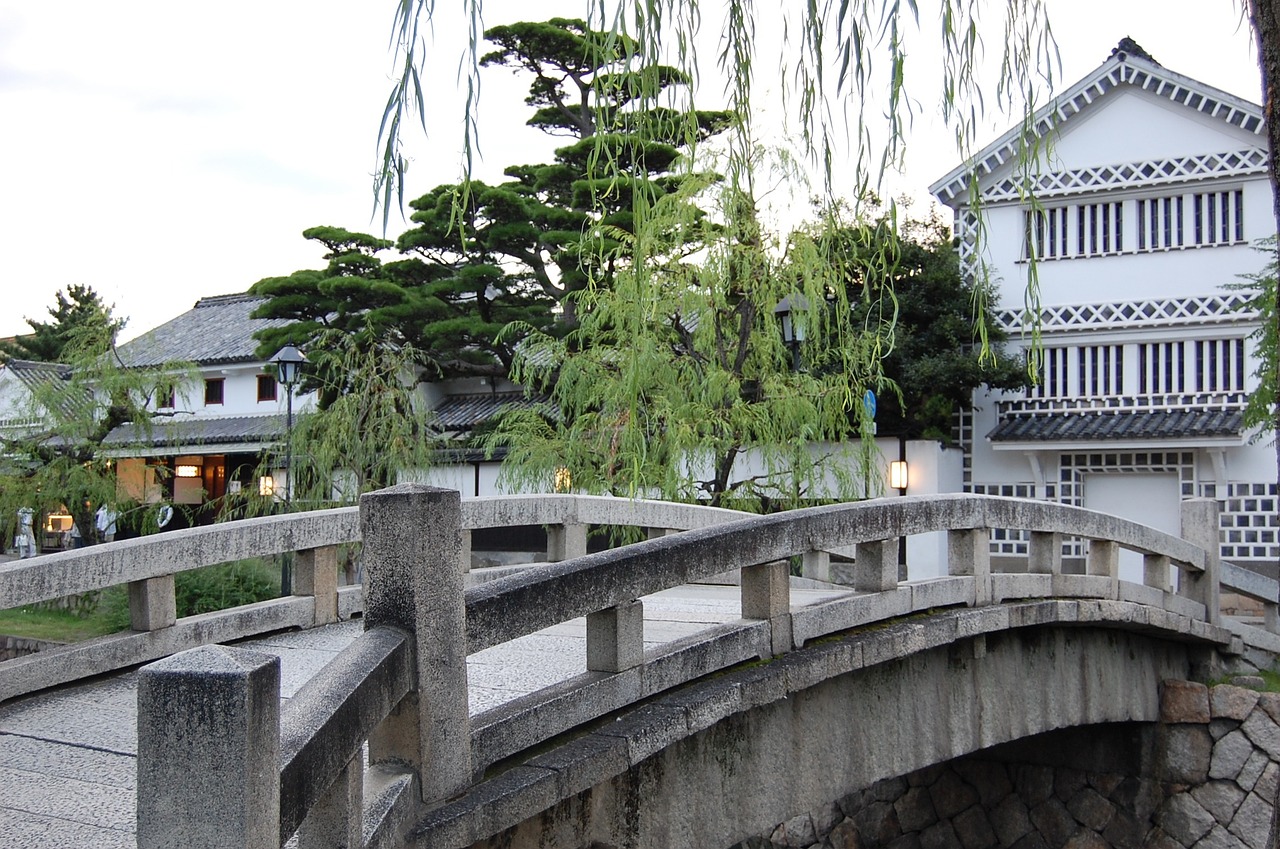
[0,1,1262,342]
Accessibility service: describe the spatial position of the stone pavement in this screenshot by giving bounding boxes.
[0,583,845,848]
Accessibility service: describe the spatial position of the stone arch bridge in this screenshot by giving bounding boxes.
[1,489,1278,848]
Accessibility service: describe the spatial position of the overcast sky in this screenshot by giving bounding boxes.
[0,1,1262,343]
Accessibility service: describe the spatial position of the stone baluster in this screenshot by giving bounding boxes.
[296,755,362,849]
[948,528,990,606]
[361,484,471,804]
[587,599,644,672]
[801,549,832,582]
[1086,539,1119,578]
[854,539,899,593]
[128,575,176,631]
[1178,498,1220,626]
[1028,531,1062,575]
[1143,553,1173,593]
[548,521,588,561]
[294,544,340,625]
[137,645,281,848]
[742,560,792,655]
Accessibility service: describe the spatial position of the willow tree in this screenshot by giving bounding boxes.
[487,184,888,510]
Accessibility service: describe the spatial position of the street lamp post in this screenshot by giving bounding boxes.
[271,344,307,595]
[773,293,810,372]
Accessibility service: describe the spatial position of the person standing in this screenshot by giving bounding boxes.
[95,504,118,543]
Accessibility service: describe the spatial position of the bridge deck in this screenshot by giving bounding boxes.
[0,583,845,848]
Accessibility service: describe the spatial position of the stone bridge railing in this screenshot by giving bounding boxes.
[124,487,1275,849]
[0,494,751,702]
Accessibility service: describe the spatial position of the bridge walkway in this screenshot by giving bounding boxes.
[0,583,845,849]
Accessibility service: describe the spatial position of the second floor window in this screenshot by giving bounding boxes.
[257,375,277,402]
[204,378,224,406]
[156,385,175,409]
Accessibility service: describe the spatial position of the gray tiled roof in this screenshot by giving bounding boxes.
[988,408,1243,443]
[115,294,290,368]
[103,414,287,449]
[1,359,89,419]
[5,359,71,389]
[432,391,550,431]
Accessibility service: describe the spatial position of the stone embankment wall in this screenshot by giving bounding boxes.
[736,681,1280,849]
[0,635,60,661]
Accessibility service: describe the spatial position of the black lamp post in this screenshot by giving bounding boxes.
[773,293,810,371]
[271,344,306,594]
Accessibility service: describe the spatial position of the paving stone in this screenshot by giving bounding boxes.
[929,768,979,819]
[0,807,133,849]
[895,786,937,833]
[1066,786,1114,832]
[1154,793,1215,845]
[1100,809,1146,849]
[0,764,135,832]
[1256,761,1280,802]
[853,799,901,844]
[1061,829,1108,849]
[1241,709,1280,760]
[1163,724,1212,785]
[1190,780,1245,826]
[918,820,959,849]
[0,733,135,789]
[827,819,858,849]
[1227,791,1273,848]
[1209,718,1237,742]
[1257,692,1280,726]
[1029,798,1076,847]
[954,760,1014,806]
[1210,685,1260,722]
[1014,764,1055,805]
[1193,824,1248,849]
[951,805,997,849]
[1237,749,1269,793]
[1055,767,1088,802]
[1162,680,1211,723]
[811,801,842,837]
[1087,772,1122,797]
[990,796,1034,846]
[1209,730,1255,781]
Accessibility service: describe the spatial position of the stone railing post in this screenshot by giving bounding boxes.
[137,645,281,848]
[294,544,340,625]
[1179,498,1221,625]
[128,575,176,631]
[547,521,588,561]
[742,560,792,655]
[948,529,990,606]
[587,600,644,672]
[361,484,471,804]
[854,540,899,593]
[1028,531,1061,575]
[297,755,362,849]
[801,549,832,582]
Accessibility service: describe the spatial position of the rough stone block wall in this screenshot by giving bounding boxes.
[734,682,1279,849]
[0,635,60,661]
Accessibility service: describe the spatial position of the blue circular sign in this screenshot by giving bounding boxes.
[863,389,877,419]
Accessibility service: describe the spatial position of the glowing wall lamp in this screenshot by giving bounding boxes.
[175,464,202,479]
[888,460,909,492]
[258,475,275,497]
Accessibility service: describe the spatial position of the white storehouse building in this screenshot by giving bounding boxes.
[930,38,1276,577]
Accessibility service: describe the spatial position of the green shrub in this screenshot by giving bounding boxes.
[174,559,281,616]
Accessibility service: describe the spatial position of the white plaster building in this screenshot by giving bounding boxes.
[930,39,1276,576]
[105,294,316,523]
